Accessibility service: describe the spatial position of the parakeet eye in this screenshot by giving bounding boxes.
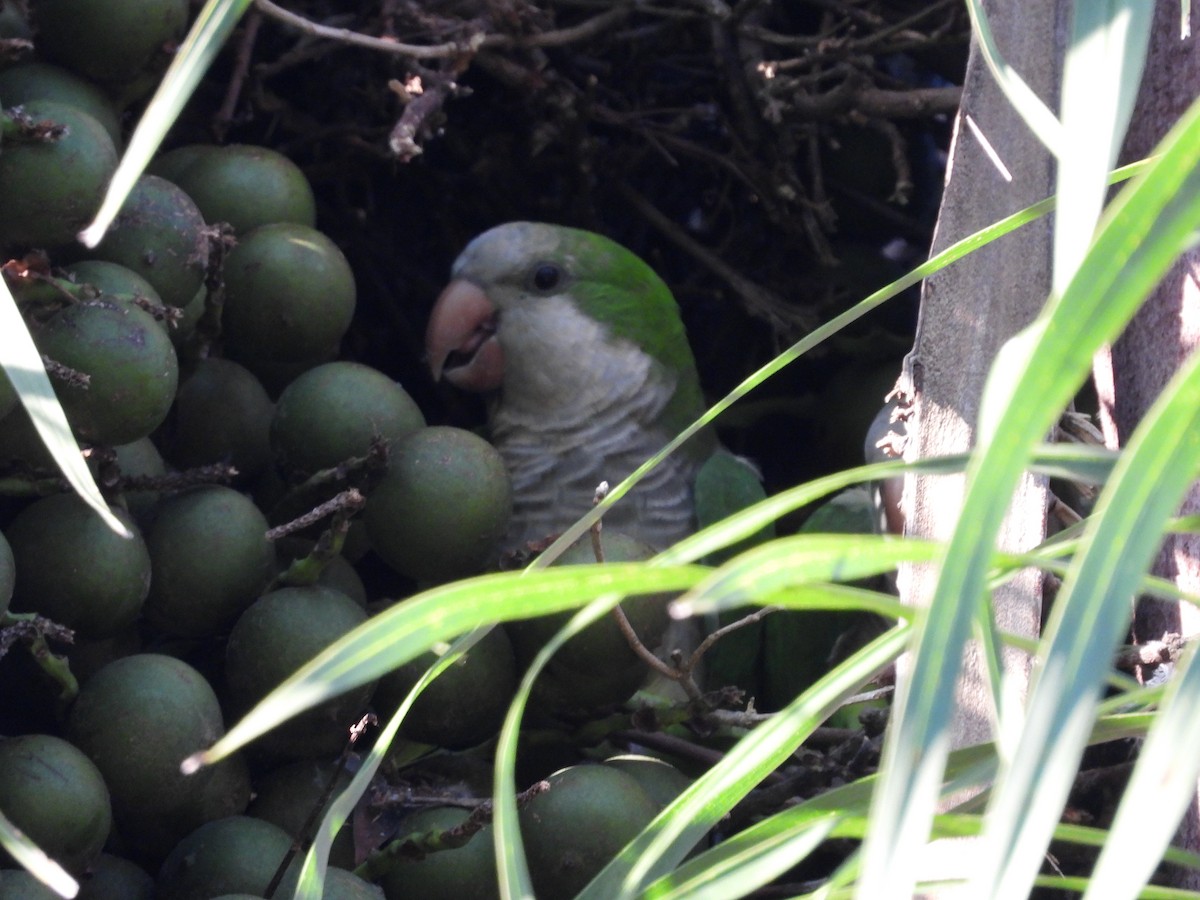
[532,263,562,291]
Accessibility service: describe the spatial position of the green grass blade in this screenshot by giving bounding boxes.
[673,534,944,619]
[974,330,1200,898]
[658,444,1115,570]
[0,288,129,537]
[529,160,1155,567]
[576,625,910,899]
[649,709,1155,900]
[1086,638,1200,898]
[641,813,843,900]
[1054,1,1152,293]
[289,629,488,899]
[182,563,707,769]
[1086,638,1200,892]
[0,809,78,898]
[858,93,1200,900]
[963,0,1065,156]
[80,0,249,246]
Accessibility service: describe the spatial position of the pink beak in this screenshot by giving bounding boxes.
[425,279,504,392]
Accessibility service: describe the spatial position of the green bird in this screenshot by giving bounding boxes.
[425,221,767,559]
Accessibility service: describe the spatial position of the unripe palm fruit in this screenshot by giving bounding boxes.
[519,764,659,899]
[380,806,500,900]
[155,816,296,900]
[76,853,154,900]
[143,486,275,637]
[33,298,179,446]
[164,358,274,480]
[270,361,424,477]
[173,143,317,234]
[0,62,122,146]
[0,100,117,248]
[366,426,512,584]
[222,222,356,364]
[0,734,112,874]
[66,654,225,842]
[89,175,208,308]
[6,493,149,639]
[35,0,188,84]
[246,758,356,868]
[602,754,692,810]
[225,585,372,758]
[375,625,517,749]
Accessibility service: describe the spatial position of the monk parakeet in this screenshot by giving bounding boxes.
[424,221,767,559]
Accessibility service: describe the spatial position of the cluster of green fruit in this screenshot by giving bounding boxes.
[0,3,696,898]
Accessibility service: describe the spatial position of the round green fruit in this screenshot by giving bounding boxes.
[34,298,178,446]
[509,531,668,712]
[0,869,64,899]
[66,654,225,840]
[89,174,208,308]
[173,143,317,234]
[63,260,166,320]
[366,426,512,584]
[0,100,117,248]
[510,531,666,672]
[376,625,517,749]
[274,538,368,607]
[602,754,692,810]
[271,361,425,477]
[143,486,275,637]
[222,222,356,363]
[0,62,122,146]
[225,585,373,757]
[108,436,169,520]
[519,764,659,899]
[6,493,149,639]
[0,734,112,874]
[380,806,500,900]
[164,358,274,480]
[147,144,219,185]
[247,757,356,869]
[35,0,188,83]
[155,816,295,900]
[76,853,154,900]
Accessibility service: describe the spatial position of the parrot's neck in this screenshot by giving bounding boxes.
[488,297,704,552]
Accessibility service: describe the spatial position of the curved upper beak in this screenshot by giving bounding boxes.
[425,278,504,392]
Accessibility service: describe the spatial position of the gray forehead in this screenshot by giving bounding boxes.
[451,222,565,281]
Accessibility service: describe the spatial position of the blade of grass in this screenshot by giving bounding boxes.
[579,625,911,900]
[530,163,1151,567]
[1053,1,1152,293]
[79,0,249,246]
[0,288,128,537]
[973,332,1200,898]
[1086,638,1200,899]
[857,93,1200,900]
[289,628,490,899]
[962,0,1065,156]
[182,563,707,770]
[0,810,78,899]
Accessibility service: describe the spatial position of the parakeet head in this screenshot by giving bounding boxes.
[426,222,708,436]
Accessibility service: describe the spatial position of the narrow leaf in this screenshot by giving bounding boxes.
[80,0,250,246]
[0,289,129,537]
[858,92,1200,900]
